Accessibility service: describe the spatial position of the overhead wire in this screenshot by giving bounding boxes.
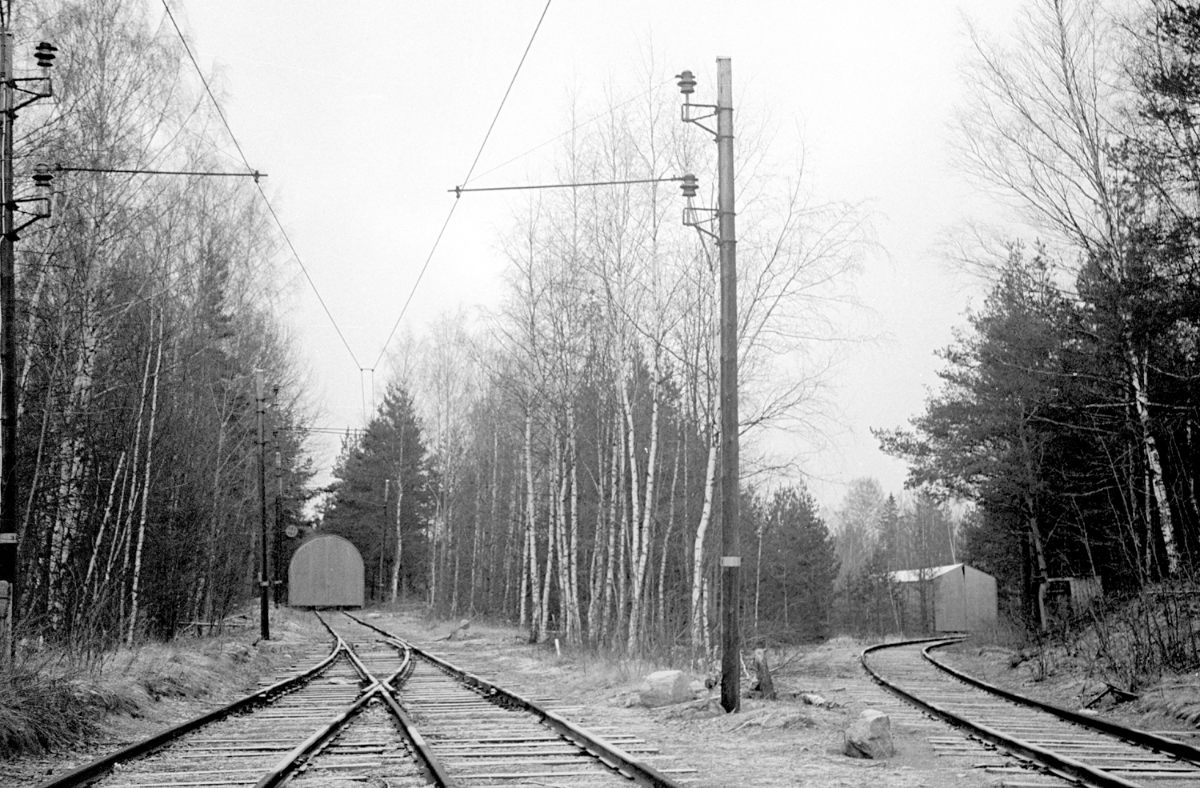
[159,0,364,372]
[369,0,553,371]
[452,175,685,195]
[462,81,664,187]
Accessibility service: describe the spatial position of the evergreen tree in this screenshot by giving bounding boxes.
[753,485,838,642]
[322,382,435,600]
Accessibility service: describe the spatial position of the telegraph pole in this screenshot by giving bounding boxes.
[255,371,270,640]
[715,57,741,714]
[381,478,390,601]
[678,57,741,713]
[0,28,16,663]
[0,23,55,662]
[272,386,283,607]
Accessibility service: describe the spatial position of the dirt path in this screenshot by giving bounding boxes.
[374,610,1017,787]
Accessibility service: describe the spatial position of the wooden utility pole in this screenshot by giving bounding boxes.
[272,386,283,606]
[715,56,741,714]
[255,370,270,640]
[381,479,390,601]
[0,29,16,664]
[678,57,741,713]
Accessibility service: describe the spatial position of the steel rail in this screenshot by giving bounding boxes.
[35,643,342,788]
[346,612,683,788]
[863,638,1144,788]
[302,611,456,787]
[922,640,1200,764]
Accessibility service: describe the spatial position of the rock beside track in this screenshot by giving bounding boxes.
[639,669,693,707]
[843,709,895,759]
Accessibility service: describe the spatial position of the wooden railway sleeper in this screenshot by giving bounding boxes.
[862,639,1190,788]
[345,611,684,788]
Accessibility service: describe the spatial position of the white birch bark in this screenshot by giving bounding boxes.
[1127,345,1178,573]
[627,357,661,652]
[523,409,543,638]
[389,469,404,602]
[690,434,718,651]
[127,317,164,645]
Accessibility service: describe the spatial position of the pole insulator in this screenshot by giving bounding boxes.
[34,42,57,69]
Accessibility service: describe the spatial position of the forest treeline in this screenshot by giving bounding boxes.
[10,0,313,648]
[319,61,865,655]
[323,0,1200,661]
[876,0,1200,661]
[16,0,1200,667]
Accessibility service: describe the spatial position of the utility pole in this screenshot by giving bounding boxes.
[0,22,54,663]
[679,57,741,713]
[255,370,270,640]
[381,478,390,601]
[272,386,282,607]
[0,27,16,666]
[715,57,741,715]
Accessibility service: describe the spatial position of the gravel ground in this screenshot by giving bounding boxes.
[369,610,1014,787]
[2,608,1064,787]
[936,640,1200,742]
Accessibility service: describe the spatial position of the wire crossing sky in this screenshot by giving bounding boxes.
[175,0,1025,507]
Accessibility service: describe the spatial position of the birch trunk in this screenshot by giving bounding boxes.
[389,472,404,602]
[1127,345,1177,574]
[627,360,660,653]
[656,426,681,636]
[539,468,556,637]
[127,317,164,645]
[586,418,608,642]
[599,419,621,643]
[523,409,542,639]
[46,320,99,632]
[503,464,519,613]
[83,450,127,596]
[690,434,719,651]
[468,464,483,613]
[566,409,581,642]
[552,438,572,641]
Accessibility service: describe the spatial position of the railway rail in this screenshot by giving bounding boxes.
[36,612,683,788]
[862,637,1200,787]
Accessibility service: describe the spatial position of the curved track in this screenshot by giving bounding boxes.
[863,637,1200,787]
[37,612,682,788]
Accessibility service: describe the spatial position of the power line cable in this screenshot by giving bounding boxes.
[370,0,552,371]
[452,175,685,195]
[160,0,364,371]
[55,165,264,178]
[463,81,664,187]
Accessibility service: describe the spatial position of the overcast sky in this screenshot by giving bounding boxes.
[173,0,1025,510]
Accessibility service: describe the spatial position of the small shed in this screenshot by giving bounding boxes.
[288,533,365,608]
[1044,576,1103,626]
[890,563,997,632]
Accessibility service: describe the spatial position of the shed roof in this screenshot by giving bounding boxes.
[889,563,965,583]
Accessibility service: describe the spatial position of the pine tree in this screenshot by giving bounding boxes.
[322,382,435,600]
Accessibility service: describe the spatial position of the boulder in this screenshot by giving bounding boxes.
[638,669,692,707]
[843,709,895,759]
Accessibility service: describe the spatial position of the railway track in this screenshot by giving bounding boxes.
[37,612,683,788]
[863,637,1200,787]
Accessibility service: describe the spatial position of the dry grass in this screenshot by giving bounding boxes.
[0,607,321,759]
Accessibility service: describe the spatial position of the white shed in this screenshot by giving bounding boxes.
[890,563,997,632]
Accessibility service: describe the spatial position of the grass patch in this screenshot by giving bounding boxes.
[0,607,322,760]
[0,653,135,755]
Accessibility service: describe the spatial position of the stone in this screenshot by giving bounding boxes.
[638,669,692,707]
[843,709,895,759]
